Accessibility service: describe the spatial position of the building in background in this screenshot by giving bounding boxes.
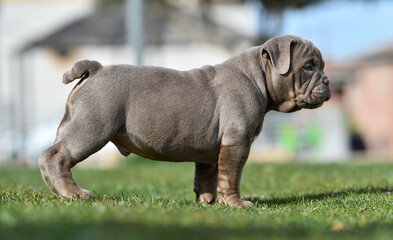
[329,44,393,158]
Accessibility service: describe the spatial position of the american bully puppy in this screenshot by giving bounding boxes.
[39,35,330,208]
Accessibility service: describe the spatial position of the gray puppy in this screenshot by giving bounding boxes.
[39,35,330,208]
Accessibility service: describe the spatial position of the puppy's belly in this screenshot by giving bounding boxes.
[112,134,220,163]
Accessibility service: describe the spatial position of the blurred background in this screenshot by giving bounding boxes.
[1,0,393,167]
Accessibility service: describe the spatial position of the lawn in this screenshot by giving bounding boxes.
[1,157,393,239]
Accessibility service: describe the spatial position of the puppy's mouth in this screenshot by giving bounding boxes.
[307,84,330,108]
[312,84,331,100]
[295,76,331,109]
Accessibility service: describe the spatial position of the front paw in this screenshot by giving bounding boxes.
[59,187,92,199]
[219,196,254,209]
[196,192,217,204]
[238,200,254,209]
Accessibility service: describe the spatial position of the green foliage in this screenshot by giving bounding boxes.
[1,160,393,239]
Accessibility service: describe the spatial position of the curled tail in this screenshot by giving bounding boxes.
[62,60,102,84]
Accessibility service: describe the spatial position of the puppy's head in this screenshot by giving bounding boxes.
[261,35,331,112]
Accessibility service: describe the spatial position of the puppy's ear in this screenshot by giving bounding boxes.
[261,37,294,75]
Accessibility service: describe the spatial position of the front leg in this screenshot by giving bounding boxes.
[217,144,254,208]
[194,163,218,204]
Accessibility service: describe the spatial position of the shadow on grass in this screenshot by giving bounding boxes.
[246,186,392,206]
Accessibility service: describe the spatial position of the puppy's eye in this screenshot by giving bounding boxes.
[303,64,313,72]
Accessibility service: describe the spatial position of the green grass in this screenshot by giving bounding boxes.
[1,157,393,239]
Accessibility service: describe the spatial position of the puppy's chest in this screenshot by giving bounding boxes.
[252,116,265,142]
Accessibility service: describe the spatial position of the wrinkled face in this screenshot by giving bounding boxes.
[262,35,331,112]
[291,42,331,110]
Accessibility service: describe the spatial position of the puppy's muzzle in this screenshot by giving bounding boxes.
[311,76,331,101]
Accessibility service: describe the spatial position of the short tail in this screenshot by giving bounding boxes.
[62,60,103,84]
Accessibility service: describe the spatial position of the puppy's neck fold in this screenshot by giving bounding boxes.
[222,47,269,112]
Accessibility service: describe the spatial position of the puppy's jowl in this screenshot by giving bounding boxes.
[39,35,330,208]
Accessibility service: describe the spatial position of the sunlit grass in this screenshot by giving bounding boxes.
[1,158,393,239]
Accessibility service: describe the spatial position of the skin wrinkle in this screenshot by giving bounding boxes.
[299,72,310,94]
[288,72,296,98]
[261,58,277,112]
[309,74,324,102]
[38,35,330,208]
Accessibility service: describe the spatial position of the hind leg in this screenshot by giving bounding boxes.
[39,142,94,198]
[39,111,71,194]
[39,118,117,198]
[39,146,60,195]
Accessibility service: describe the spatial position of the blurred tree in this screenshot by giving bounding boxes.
[260,0,321,12]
